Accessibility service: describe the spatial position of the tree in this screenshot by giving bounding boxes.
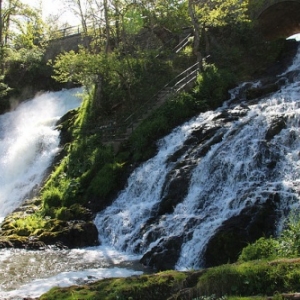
[0,0,46,75]
[188,0,249,69]
[188,0,202,67]
[65,0,88,36]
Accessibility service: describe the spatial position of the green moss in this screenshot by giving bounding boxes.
[197,259,300,297]
[38,260,300,299]
[40,271,187,300]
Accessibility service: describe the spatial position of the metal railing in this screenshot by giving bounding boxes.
[94,61,200,142]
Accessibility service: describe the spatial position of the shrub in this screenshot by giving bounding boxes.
[42,187,62,209]
[10,214,48,236]
[239,237,279,262]
[193,64,234,109]
[277,210,300,258]
[239,210,300,262]
[87,162,125,198]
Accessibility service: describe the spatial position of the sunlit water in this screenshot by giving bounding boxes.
[0,88,82,222]
[95,45,300,269]
[0,246,143,299]
[0,88,144,299]
[1,46,300,298]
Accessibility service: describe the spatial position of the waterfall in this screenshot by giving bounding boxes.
[2,47,300,298]
[95,45,300,270]
[0,88,143,299]
[0,88,82,223]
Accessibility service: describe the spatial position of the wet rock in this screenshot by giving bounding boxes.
[0,220,100,249]
[39,220,100,248]
[246,82,281,100]
[190,124,221,143]
[265,116,287,141]
[140,235,183,271]
[202,195,281,268]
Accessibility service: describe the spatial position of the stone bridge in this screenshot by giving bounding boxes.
[249,0,300,39]
[44,0,300,60]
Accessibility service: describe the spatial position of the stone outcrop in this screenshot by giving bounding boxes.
[203,195,280,267]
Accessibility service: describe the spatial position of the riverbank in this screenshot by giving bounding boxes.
[40,258,300,300]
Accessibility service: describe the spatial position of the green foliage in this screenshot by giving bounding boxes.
[51,49,174,116]
[42,186,62,209]
[239,210,300,262]
[123,8,144,35]
[193,63,235,109]
[4,46,56,94]
[54,204,92,221]
[40,270,187,300]
[0,75,11,112]
[87,162,125,198]
[277,210,300,258]
[129,91,208,162]
[8,213,49,237]
[38,260,300,299]
[239,237,279,262]
[192,296,227,300]
[197,260,300,297]
[50,49,99,86]
[153,0,190,32]
[201,0,250,27]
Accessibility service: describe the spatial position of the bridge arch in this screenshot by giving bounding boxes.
[250,0,300,39]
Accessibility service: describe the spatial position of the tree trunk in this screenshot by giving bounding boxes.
[0,0,4,75]
[93,74,103,111]
[103,0,110,53]
[188,0,203,70]
[0,0,2,47]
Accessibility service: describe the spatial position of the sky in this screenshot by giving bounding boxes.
[22,0,80,26]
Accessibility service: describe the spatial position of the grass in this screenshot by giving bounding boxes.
[39,259,300,300]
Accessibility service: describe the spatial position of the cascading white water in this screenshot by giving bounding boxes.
[0,88,82,222]
[1,47,300,299]
[95,45,300,269]
[0,88,143,300]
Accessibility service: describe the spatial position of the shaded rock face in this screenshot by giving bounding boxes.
[140,236,184,271]
[39,221,100,249]
[203,194,281,267]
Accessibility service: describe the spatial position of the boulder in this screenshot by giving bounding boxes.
[202,194,280,267]
[140,235,183,271]
[39,220,100,248]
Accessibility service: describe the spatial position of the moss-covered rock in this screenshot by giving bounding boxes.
[39,258,300,300]
[40,270,188,300]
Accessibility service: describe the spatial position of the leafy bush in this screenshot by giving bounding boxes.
[193,63,234,109]
[42,187,62,209]
[277,210,300,258]
[239,237,279,262]
[239,210,300,262]
[129,92,208,162]
[197,260,300,297]
[87,162,125,198]
[10,214,48,236]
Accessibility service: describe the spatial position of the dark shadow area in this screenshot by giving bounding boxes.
[257,1,300,39]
